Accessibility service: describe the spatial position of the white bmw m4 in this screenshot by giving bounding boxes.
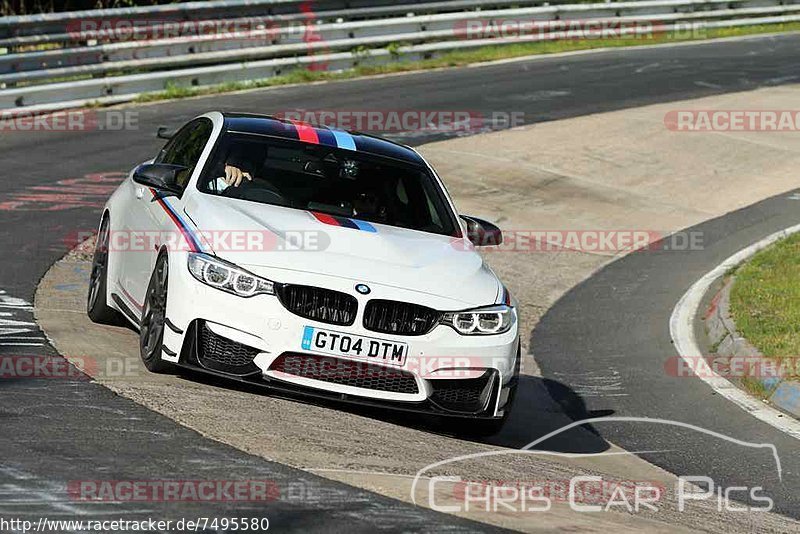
[88,112,519,434]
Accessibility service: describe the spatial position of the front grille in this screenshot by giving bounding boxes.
[198,322,259,372]
[363,300,440,336]
[429,371,496,414]
[276,284,357,326]
[270,353,419,394]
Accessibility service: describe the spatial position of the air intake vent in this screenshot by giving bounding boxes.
[270,353,419,394]
[196,322,260,376]
[429,370,497,414]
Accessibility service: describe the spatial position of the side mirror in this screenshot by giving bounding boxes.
[156,126,176,140]
[133,163,186,195]
[461,215,503,247]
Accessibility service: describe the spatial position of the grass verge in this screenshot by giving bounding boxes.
[134,22,800,104]
[730,233,800,380]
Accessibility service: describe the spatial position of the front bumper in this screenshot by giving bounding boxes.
[163,258,520,418]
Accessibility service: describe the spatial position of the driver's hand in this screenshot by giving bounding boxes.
[224,165,252,187]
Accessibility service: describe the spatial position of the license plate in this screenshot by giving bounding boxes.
[300,326,408,366]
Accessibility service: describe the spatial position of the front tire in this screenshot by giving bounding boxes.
[87,216,125,325]
[139,253,173,373]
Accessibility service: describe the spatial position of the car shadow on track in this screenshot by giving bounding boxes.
[173,366,612,455]
[486,375,612,453]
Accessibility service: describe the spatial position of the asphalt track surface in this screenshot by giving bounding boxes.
[2,32,800,528]
[533,189,800,519]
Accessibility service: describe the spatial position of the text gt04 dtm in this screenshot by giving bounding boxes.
[87,112,520,434]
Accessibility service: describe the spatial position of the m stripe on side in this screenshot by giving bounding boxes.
[150,189,203,252]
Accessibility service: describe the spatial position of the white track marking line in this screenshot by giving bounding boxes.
[670,223,800,440]
[0,319,36,327]
[0,292,40,348]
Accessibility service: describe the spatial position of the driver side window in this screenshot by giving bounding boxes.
[155,118,213,190]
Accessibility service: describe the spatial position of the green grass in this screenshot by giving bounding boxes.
[730,233,800,378]
[134,22,800,103]
[740,375,773,398]
[135,70,344,103]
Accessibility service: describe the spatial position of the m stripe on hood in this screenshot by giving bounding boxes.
[311,211,376,233]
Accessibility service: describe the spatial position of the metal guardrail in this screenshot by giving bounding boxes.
[0,0,563,44]
[4,4,800,84]
[1,0,798,111]
[0,0,438,38]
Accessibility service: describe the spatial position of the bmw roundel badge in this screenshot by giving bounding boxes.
[355,284,371,295]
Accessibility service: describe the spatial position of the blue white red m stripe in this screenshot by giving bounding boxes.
[149,189,205,252]
[288,120,358,152]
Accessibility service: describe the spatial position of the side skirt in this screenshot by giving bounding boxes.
[111,293,140,329]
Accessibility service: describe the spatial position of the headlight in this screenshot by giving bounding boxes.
[188,253,275,297]
[441,304,516,335]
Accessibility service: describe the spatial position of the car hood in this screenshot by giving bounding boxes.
[183,194,500,308]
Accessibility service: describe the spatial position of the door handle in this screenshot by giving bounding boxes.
[135,187,144,200]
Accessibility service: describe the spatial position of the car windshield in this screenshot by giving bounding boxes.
[198,132,458,236]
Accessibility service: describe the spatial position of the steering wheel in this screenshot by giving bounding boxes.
[220,179,289,205]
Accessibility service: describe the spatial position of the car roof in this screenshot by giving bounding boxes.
[221,112,425,166]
